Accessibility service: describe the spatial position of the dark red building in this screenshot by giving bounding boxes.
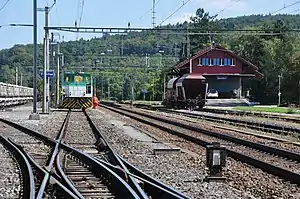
[173,44,264,98]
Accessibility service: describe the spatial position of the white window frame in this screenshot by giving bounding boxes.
[209,58,213,66]
[231,58,236,66]
[198,58,203,66]
[220,58,224,66]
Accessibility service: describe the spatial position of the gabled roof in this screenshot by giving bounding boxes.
[175,44,264,79]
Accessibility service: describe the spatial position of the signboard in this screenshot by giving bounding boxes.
[217,76,227,80]
[39,70,55,78]
[142,90,148,94]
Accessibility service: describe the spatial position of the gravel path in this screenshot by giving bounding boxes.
[0,144,21,198]
[92,107,300,199]
[87,108,255,199]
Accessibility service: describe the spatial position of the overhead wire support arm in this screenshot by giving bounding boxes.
[45,26,293,35]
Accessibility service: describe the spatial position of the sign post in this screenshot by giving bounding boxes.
[39,70,55,78]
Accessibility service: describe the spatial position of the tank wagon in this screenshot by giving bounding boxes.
[163,73,208,110]
[61,71,93,109]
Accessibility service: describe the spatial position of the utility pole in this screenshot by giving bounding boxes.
[50,33,55,106]
[130,74,134,108]
[15,66,18,85]
[152,0,156,27]
[42,6,50,113]
[122,75,124,101]
[20,74,23,86]
[298,81,300,106]
[163,74,166,101]
[107,78,110,100]
[278,73,282,106]
[94,77,97,96]
[101,78,104,99]
[187,28,191,58]
[56,43,60,106]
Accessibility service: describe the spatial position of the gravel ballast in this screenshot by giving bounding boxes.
[89,107,300,199]
[0,144,21,198]
[87,109,257,199]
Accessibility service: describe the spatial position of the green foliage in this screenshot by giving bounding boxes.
[1,11,300,104]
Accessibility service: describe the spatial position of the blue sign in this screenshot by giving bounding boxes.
[39,70,55,78]
[142,90,148,94]
[217,76,227,80]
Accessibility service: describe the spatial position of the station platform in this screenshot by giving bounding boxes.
[205,98,251,107]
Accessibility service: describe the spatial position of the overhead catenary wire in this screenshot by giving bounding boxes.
[0,0,11,13]
[139,0,162,20]
[159,0,192,26]
[75,0,85,40]
[212,0,242,18]
[271,0,300,15]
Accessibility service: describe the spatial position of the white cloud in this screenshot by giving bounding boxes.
[163,0,249,25]
[169,12,196,24]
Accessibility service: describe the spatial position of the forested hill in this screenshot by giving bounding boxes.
[218,14,300,29]
[0,10,300,104]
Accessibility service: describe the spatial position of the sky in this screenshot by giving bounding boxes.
[0,0,299,50]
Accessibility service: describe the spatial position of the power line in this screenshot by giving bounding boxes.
[78,0,85,27]
[159,0,192,26]
[139,0,162,20]
[0,0,11,13]
[75,0,81,27]
[271,1,300,15]
[213,0,242,18]
[75,0,85,40]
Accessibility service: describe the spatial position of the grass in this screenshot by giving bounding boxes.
[234,106,300,114]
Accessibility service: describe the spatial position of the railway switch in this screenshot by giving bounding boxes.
[205,142,226,182]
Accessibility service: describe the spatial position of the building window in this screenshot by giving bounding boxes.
[231,58,236,66]
[216,58,220,65]
[199,58,203,66]
[209,58,213,66]
[220,58,224,66]
[224,58,228,66]
[213,58,217,65]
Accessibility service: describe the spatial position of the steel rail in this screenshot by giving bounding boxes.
[0,136,35,199]
[84,109,191,199]
[105,104,300,162]
[57,142,141,198]
[36,110,71,198]
[8,138,80,199]
[165,109,300,135]
[83,109,148,199]
[201,107,300,123]
[55,151,85,199]
[131,103,300,136]
[91,156,190,199]
[0,117,140,198]
[100,104,300,185]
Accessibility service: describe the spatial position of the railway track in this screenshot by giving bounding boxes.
[100,103,300,185]
[127,103,300,137]
[202,107,300,123]
[0,109,191,199]
[130,102,300,124]
[59,109,191,199]
[0,136,34,199]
